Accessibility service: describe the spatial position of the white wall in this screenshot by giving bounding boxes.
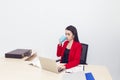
[0,0,120,80]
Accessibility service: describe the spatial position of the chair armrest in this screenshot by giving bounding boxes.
[56,59,60,62]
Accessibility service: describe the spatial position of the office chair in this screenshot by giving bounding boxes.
[56,43,88,65]
[80,43,88,64]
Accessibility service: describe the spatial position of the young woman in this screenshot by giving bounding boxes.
[57,25,82,70]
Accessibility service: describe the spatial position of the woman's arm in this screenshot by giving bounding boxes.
[57,41,68,57]
[57,44,63,57]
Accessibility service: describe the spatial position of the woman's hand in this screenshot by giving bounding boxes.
[58,42,62,46]
[58,64,66,72]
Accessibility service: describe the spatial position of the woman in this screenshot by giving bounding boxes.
[57,25,82,70]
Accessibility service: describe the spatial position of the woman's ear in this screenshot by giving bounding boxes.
[73,35,75,39]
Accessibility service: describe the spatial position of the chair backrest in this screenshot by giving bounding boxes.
[80,43,88,64]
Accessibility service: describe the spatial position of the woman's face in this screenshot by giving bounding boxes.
[65,30,74,41]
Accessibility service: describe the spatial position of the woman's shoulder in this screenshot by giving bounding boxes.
[74,41,82,47]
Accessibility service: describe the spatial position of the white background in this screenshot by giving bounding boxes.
[0,0,120,80]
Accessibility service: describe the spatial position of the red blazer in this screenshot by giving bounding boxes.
[57,40,82,69]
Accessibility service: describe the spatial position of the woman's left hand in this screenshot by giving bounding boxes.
[59,64,65,69]
[58,64,66,72]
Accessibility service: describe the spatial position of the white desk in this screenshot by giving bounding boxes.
[0,58,112,80]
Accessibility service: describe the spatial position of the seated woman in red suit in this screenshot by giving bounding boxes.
[57,25,82,70]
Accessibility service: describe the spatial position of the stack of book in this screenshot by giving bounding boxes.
[5,49,32,59]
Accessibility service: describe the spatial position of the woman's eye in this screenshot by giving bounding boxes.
[65,33,70,36]
[68,33,70,35]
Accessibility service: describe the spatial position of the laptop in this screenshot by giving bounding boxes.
[39,57,64,73]
[62,71,86,80]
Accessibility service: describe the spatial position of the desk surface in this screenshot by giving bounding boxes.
[0,58,112,80]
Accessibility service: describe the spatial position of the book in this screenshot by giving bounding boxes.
[5,49,32,59]
[85,72,95,80]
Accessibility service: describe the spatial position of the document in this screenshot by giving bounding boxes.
[29,57,41,68]
[65,65,84,73]
[62,71,86,80]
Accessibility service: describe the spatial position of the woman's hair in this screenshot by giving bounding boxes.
[65,25,79,42]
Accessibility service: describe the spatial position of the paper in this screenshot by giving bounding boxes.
[65,65,84,73]
[29,57,40,68]
[62,71,86,80]
[25,53,37,61]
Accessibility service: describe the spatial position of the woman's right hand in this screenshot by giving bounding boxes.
[58,41,62,46]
